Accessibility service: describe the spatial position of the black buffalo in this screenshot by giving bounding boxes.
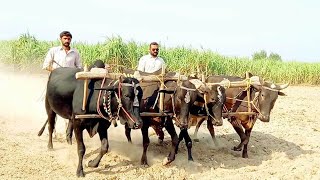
[40,67,143,177]
[195,74,288,158]
[175,84,226,155]
[123,69,224,164]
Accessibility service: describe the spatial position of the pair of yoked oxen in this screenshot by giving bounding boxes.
[38,61,288,177]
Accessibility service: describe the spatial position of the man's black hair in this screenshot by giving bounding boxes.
[60,31,72,38]
[149,42,159,47]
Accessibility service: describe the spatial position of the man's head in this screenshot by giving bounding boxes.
[59,31,72,49]
[149,42,159,58]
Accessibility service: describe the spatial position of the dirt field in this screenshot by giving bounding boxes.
[1,65,320,180]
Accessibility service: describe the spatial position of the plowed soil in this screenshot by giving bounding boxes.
[1,65,319,179]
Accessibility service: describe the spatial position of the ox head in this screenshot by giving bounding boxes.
[97,77,143,129]
[205,85,226,126]
[189,79,226,126]
[118,77,143,129]
[252,80,288,122]
[169,80,198,130]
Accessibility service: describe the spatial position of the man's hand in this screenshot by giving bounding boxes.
[45,66,53,72]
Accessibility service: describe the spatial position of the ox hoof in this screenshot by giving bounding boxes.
[140,163,149,168]
[66,138,72,145]
[188,157,194,161]
[158,139,164,145]
[88,160,99,168]
[233,146,242,151]
[162,157,173,166]
[140,161,149,167]
[47,144,53,150]
[141,158,149,167]
[242,154,248,158]
[76,170,85,177]
[193,138,200,142]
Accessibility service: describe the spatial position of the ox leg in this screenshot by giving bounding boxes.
[157,127,164,145]
[242,128,252,158]
[74,120,86,177]
[151,124,164,145]
[182,129,194,161]
[45,97,56,150]
[231,119,246,152]
[141,118,150,166]
[163,118,179,165]
[193,117,206,142]
[207,120,219,146]
[66,119,73,145]
[174,130,184,154]
[125,123,132,143]
[88,120,111,167]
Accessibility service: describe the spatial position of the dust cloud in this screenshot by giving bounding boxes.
[1,64,320,179]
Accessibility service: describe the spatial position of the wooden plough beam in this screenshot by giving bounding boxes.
[75,71,261,88]
[76,68,260,118]
[75,71,189,82]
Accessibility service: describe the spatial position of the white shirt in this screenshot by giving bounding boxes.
[137,54,165,73]
[42,46,82,70]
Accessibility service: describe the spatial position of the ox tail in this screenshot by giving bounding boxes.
[38,119,48,136]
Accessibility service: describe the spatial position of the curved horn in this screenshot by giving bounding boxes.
[278,83,289,90]
[263,81,289,90]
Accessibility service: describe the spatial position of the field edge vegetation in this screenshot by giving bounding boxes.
[0,33,319,85]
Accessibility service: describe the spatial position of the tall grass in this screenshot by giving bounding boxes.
[0,33,319,85]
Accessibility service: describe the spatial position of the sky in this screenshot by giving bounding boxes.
[1,0,319,62]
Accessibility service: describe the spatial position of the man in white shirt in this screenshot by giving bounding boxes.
[137,42,165,73]
[42,31,82,140]
[42,31,82,71]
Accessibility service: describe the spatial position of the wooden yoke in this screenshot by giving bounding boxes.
[159,65,166,113]
[82,65,88,111]
[201,73,206,102]
[245,72,251,113]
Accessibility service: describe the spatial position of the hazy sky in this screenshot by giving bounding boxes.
[1,0,319,62]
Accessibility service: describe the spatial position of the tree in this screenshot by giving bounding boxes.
[268,52,282,61]
[252,50,267,60]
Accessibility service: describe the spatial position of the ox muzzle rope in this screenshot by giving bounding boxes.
[96,77,141,125]
[225,88,262,117]
[171,85,197,126]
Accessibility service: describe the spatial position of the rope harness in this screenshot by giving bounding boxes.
[170,85,197,126]
[225,86,261,127]
[96,77,141,124]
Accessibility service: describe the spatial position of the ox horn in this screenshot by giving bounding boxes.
[263,81,289,90]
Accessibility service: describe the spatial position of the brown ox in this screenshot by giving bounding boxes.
[194,74,289,158]
[123,69,223,164]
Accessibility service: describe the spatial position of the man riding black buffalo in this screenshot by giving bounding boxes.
[39,61,143,177]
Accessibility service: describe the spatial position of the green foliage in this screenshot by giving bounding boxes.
[252,50,267,60]
[1,33,319,85]
[269,52,282,61]
[252,50,282,61]
[11,33,53,68]
[0,40,12,63]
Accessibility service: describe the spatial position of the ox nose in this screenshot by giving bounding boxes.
[212,118,223,126]
[133,121,143,129]
[258,114,270,122]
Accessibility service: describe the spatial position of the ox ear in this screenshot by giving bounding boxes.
[94,86,115,91]
[278,91,286,96]
[245,72,253,78]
